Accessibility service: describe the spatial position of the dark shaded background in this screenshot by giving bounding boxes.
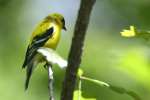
[0,0,150,100]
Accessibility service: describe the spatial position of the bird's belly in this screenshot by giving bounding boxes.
[44,32,60,49]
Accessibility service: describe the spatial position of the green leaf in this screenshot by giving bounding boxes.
[73,90,96,100]
[126,91,141,100]
[120,25,150,41]
[110,85,141,100]
[77,68,84,77]
[109,85,126,94]
[120,26,136,37]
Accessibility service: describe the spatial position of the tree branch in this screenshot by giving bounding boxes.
[61,0,96,99]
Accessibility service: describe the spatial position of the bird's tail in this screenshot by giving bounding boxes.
[22,59,27,69]
[25,61,36,90]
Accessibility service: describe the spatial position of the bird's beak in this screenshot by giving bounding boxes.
[63,26,67,31]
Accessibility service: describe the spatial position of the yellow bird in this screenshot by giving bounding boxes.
[22,13,66,90]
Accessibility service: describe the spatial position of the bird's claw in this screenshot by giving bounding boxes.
[44,62,52,69]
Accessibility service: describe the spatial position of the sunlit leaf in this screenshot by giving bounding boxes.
[120,26,136,37]
[77,68,84,77]
[120,25,150,41]
[73,90,96,100]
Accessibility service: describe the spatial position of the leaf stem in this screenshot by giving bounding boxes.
[80,76,110,88]
[78,78,82,100]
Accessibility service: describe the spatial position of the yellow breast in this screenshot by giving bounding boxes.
[44,24,61,49]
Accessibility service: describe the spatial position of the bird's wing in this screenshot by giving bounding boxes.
[22,27,54,68]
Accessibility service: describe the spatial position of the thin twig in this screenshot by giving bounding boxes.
[78,78,82,100]
[47,64,54,100]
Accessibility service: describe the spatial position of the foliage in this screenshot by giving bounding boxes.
[73,68,141,100]
[121,25,150,41]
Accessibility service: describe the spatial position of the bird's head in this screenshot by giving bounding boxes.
[45,13,67,31]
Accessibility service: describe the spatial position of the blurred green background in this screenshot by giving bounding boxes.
[0,0,150,100]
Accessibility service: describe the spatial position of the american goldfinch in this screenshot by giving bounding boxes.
[22,13,66,90]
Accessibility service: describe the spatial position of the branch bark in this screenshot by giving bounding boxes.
[61,0,96,100]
